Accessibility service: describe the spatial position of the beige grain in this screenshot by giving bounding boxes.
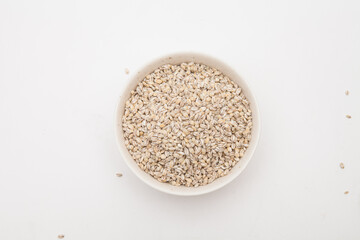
[122,62,252,187]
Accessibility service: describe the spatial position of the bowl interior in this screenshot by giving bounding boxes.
[115,53,260,196]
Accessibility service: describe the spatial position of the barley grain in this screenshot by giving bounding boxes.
[340,163,344,169]
[122,62,252,187]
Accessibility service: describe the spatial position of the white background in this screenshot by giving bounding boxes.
[1,0,359,239]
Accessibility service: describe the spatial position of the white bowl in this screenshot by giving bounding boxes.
[115,52,260,196]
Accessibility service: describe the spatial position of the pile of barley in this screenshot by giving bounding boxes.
[122,62,252,187]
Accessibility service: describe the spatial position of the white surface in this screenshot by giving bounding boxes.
[0,0,359,239]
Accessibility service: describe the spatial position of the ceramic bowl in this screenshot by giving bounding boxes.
[115,52,260,196]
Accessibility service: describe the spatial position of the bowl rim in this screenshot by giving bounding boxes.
[115,52,260,196]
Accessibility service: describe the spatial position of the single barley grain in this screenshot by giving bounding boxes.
[345,90,349,95]
[58,235,64,239]
[344,191,349,195]
[339,162,344,169]
[122,62,253,187]
[346,115,352,119]
[116,173,123,177]
[125,68,130,74]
